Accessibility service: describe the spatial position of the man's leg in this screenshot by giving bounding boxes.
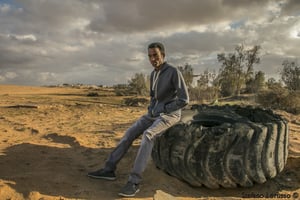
[103,114,154,172]
[88,114,155,180]
[128,112,181,184]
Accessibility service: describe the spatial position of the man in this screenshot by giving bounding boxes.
[88,42,189,197]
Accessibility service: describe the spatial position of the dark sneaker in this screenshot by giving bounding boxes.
[87,169,116,180]
[118,182,140,197]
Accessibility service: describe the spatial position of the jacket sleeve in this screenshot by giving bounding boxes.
[165,69,189,113]
[147,71,156,114]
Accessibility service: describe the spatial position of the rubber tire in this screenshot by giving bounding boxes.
[151,105,289,188]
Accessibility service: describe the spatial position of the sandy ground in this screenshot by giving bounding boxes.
[0,85,299,200]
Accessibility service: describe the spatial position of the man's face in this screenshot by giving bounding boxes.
[148,47,164,69]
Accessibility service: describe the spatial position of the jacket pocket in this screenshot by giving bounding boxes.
[152,103,166,117]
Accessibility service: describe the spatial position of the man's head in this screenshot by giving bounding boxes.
[148,42,165,69]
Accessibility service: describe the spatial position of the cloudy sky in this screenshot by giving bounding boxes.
[0,0,299,86]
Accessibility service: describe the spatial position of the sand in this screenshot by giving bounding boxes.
[0,85,299,200]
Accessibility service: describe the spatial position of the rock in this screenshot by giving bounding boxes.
[154,190,177,200]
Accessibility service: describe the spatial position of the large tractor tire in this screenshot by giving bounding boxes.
[152,105,289,188]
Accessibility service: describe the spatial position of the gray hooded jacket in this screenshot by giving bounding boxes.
[148,62,189,117]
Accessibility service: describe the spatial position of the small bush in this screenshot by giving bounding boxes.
[189,87,219,103]
[256,87,300,114]
[113,84,137,96]
[114,88,129,96]
[87,92,99,97]
[123,97,149,107]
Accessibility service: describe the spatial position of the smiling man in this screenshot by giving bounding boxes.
[88,42,189,197]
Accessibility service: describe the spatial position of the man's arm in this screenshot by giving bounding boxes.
[165,69,189,113]
[147,72,156,115]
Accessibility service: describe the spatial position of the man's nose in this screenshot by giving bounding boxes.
[150,56,155,61]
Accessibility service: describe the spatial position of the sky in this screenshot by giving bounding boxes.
[0,0,299,86]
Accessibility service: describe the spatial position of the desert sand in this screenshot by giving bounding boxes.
[0,85,299,200]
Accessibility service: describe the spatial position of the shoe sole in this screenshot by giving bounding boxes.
[118,189,140,197]
[87,174,116,181]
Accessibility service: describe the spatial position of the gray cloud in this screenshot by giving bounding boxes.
[0,0,299,86]
[281,0,300,16]
[88,0,271,33]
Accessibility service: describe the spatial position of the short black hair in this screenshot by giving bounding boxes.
[148,42,165,55]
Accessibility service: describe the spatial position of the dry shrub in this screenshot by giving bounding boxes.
[189,87,218,103]
[87,92,99,97]
[256,87,300,114]
[123,97,149,107]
